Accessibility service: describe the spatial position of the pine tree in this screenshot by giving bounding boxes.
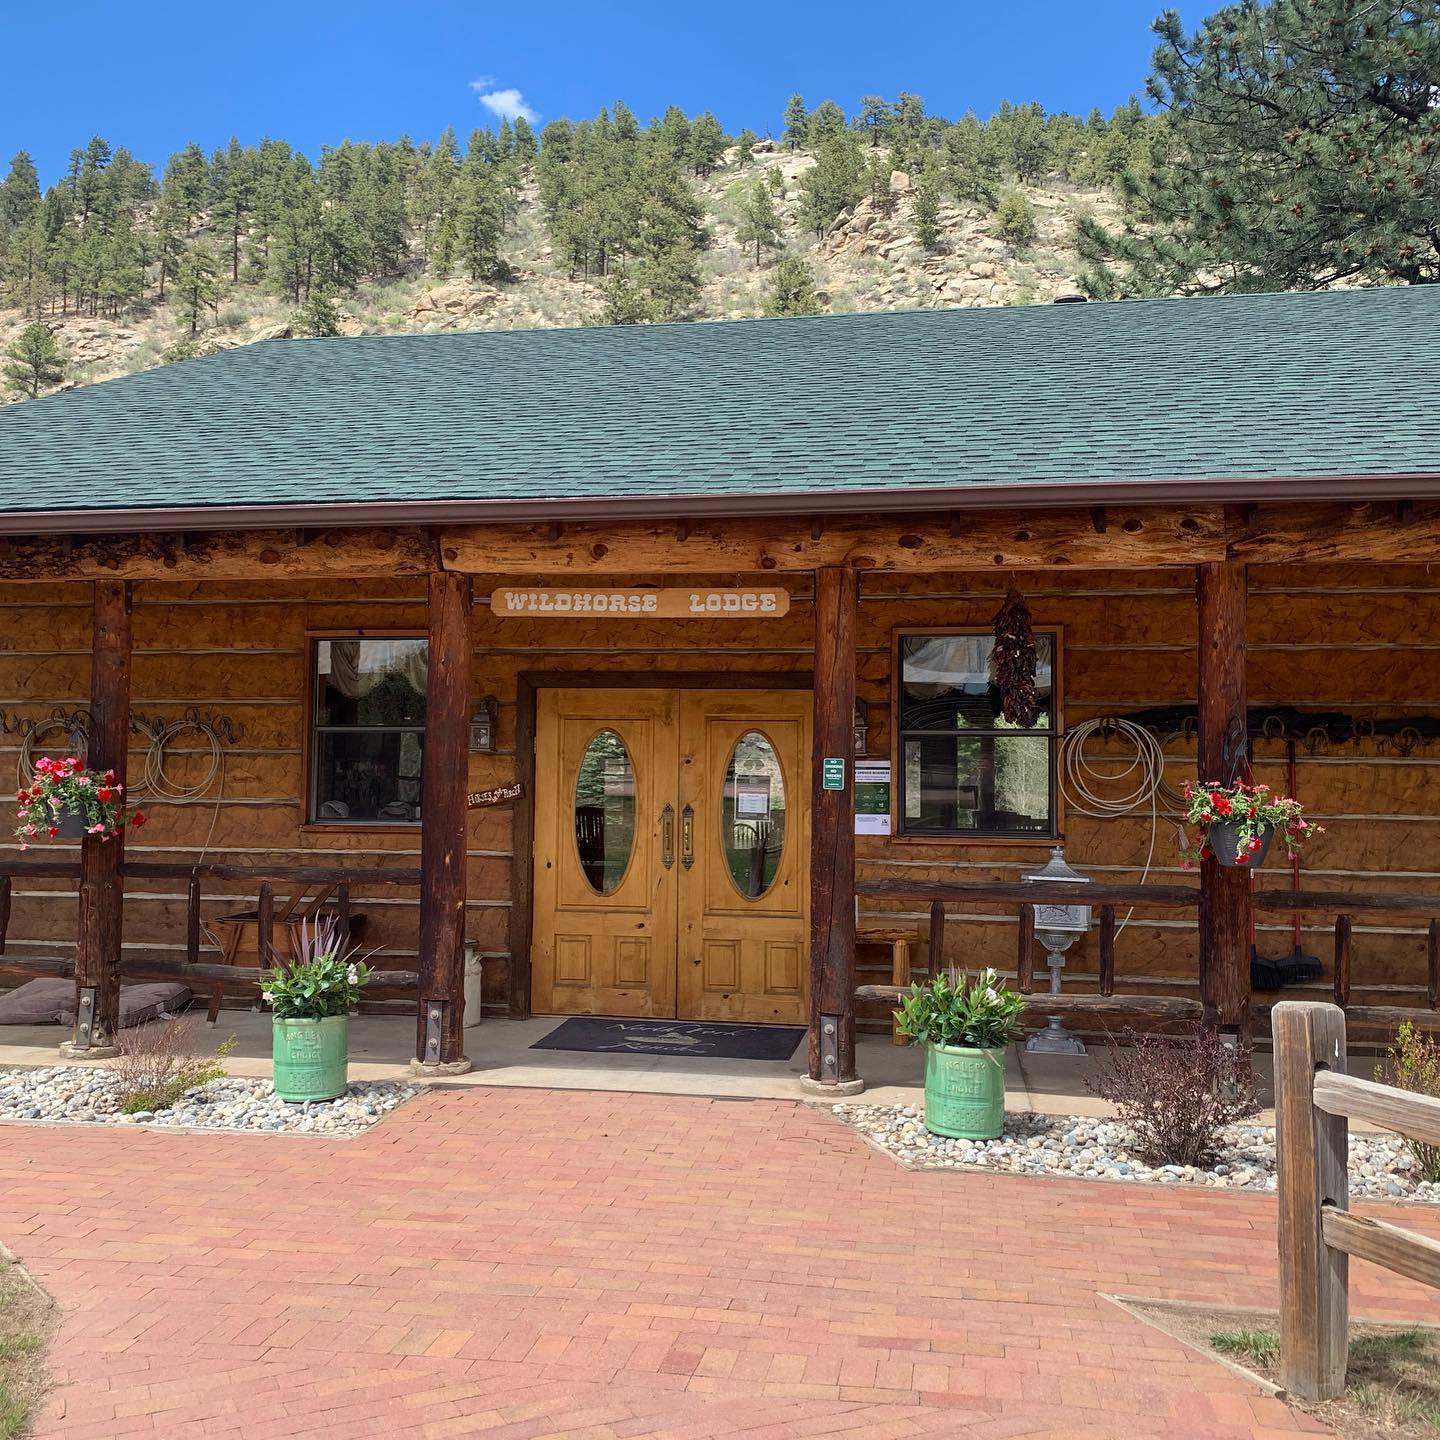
[292,288,341,336]
[211,138,254,282]
[173,246,221,334]
[736,178,783,266]
[656,106,691,158]
[857,96,892,147]
[152,190,188,301]
[594,270,651,325]
[782,95,808,151]
[163,142,210,225]
[993,189,1037,246]
[511,116,537,165]
[416,127,460,265]
[687,113,728,176]
[455,134,507,282]
[1080,1,1440,293]
[808,100,847,144]
[944,112,1001,207]
[763,254,821,317]
[865,149,896,216]
[3,321,65,398]
[2,217,50,315]
[894,93,926,139]
[732,129,759,168]
[913,166,942,251]
[0,152,41,238]
[798,132,864,236]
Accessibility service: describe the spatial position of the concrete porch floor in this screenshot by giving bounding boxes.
[0,1008,1281,1117]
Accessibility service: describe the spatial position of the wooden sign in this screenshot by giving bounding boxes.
[467,782,524,809]
[491,586,790,619]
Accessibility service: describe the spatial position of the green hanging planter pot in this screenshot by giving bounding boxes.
[923,1042,1007,1140]
[272,1015,349,1102]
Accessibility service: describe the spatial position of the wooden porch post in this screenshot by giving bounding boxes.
[805,565,862,1092]
[1196,560,1252,1033]
[65,581,132,1055]
[414,570,473,1073]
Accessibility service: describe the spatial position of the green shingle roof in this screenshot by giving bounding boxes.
[1,286,1437,524]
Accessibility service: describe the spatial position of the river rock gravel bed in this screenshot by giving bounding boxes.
[0,1065,418,1136]
[833,1104,1440,1203]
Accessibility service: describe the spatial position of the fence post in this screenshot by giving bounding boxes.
[1274,1000,1349,1401]
[1017,903,1035,993]
[927,899,945,979]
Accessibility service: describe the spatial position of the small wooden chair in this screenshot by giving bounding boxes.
[206,886,363,1022]
[857,921,919,1044]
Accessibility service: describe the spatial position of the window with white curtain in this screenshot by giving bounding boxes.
[310,638,428,824]
[897,631,1058,838]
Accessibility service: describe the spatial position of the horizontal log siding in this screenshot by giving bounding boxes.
[0,563,1437,1021]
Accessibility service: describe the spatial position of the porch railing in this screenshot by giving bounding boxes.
[856,877,1440,1029]
[0,858,422,1001]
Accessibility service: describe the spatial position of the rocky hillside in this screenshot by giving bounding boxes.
[0,144,1119,396]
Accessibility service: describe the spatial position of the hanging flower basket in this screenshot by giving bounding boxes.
[1207,818,1274,869]
[1181,781,1321,869]
[13,756,146,850]
[50,804,89,840]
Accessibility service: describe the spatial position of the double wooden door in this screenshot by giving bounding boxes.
[531,688,810,1024]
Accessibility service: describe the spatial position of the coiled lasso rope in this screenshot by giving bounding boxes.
[136,714,225,803]
[1057,717,1184,932]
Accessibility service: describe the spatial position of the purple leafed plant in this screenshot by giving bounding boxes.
[1086,1024,1260,1168]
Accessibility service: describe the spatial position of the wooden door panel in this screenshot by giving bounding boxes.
[677,691,811,1024]
[532,689,678,1017]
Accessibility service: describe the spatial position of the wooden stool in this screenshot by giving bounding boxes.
[858,923,918,1044]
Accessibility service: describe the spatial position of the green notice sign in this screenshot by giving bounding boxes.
[821,757,846,791]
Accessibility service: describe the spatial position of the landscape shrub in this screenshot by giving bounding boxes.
[1377,1021,1440,1181]
[111,1019,233,1115]
[1087,1024,1259,1167]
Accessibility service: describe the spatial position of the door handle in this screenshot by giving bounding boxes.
[660,804,675,869]
[681,803,695,870]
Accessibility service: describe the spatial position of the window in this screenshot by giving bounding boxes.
[310,638,427,824]
[896,630,1058,838]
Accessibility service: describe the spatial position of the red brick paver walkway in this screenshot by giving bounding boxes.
[2,1089,1438,1439]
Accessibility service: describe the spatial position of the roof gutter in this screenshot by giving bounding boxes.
[1,471,1438,537]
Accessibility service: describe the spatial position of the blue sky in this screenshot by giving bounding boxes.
[3,1,1189,183]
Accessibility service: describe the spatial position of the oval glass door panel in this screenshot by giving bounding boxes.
[574,729,636,895]
[723,730,786,899]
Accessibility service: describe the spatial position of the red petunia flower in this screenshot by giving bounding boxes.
[131,813,147,828]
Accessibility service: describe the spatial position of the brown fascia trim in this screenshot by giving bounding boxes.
[1,470,1438,536]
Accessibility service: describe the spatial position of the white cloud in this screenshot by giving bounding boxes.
[468,79,538,124]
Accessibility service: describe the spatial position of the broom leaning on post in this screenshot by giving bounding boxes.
[263,916,373,1102]
[894,969,1027,1140]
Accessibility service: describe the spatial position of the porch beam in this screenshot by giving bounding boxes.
[438,507,1226,575]
[805,565,861,1092]
[1226,500,1440,563]
[414,570,473,1074]
[1196,559,1252,1033]
[66,580,132,1055]
[0,527,437,583]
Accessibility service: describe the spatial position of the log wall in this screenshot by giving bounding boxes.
[1,562,1437,1019]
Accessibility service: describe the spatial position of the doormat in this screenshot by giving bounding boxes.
[531,1017,805,1061]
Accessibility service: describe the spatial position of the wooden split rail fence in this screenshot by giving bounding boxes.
[854,878,1440,1031]
[1274,1000,1440,1401]
[0,860,423,1015]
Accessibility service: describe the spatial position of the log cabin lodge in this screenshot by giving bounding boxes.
[1,286,1439,1087]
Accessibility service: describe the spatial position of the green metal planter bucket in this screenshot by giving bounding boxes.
[272,1015,349,1102]
[923,1042,1006,1140]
